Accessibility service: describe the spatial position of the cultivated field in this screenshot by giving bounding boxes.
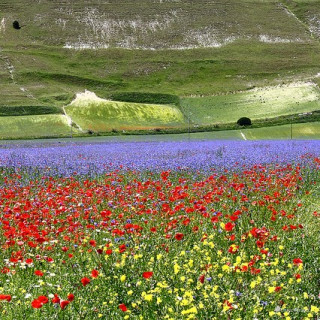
[0,140,319,319]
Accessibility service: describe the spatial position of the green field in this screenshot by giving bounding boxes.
[65,91,185,132]
[0,114,78,139]
[1,117,320,141]
[181,82,320,125]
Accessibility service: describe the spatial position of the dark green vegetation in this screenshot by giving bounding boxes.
[109,93,180,106]
[0,105,62,116]
[0,0,319,138]
[237,117,252,126]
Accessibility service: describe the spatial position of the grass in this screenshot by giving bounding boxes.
[180,82,320,125]
[65,92,186,132]
[0,1,320,138]
[0,0,312,49]
[0,115,78,139]
[2,119,320,141]
[283,0,320,39]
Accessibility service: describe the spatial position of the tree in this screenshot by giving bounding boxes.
[13,21,21,30]
[237,117,252,126]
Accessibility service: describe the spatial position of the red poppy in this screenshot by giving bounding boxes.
[225,222,235,232]
[60,300,70,310]
[228,244,239,254]
[51,294,60,304]
[175,233,184,241]
[142,271,153,279]
[198,274,205,283]
[81,277,91,286]
[31,299,43,309]
[293,258,303,265]
[0,294,11,302]
[89,240,96,247]
[34,270,44,276]
[91,269,99,278]
[67,293,75,302]
[38,296,49,304]
[119,303,127,312]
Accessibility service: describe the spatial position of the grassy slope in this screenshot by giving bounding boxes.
[181,82,320,125]
[0,115,79,139]
[65,99,186,132]
[0,0,319,105]
[0,0,319,139]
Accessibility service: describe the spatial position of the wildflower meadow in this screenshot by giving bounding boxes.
[0,140,319,319]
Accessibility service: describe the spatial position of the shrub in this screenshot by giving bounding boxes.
[13,21,21,29]
[110,92,180,105]
[237,117,252,126]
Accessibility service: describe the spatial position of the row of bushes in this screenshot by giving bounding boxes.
[0,106,63,117]
[109,92,180,105]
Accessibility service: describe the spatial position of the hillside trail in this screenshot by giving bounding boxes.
[62,106,84,133]
[278,2,318,40]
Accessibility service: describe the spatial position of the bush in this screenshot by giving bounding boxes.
[13,21,21,29]
[237,117,252,126]
[110,92,180,105]
[0,105,63,116]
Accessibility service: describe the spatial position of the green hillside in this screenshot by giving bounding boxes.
[65,91,186,132]
[0,0,319,138]
[181,82,320,125]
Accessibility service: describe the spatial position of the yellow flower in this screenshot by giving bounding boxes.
[181,299,191,306]
[311,305,319,313]
[181,306,197,315]
[120,275,126,282]
[174,263,181,274]
[142,292,153,302]
[222,265,229,272]
[268,287,275,293]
